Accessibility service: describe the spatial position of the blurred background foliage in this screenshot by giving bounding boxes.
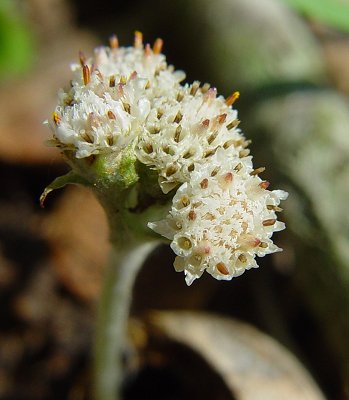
[1,0,349,399]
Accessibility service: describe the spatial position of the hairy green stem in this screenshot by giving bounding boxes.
[94,240,158,400]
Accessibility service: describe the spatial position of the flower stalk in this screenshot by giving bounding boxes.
[94,239,157,400]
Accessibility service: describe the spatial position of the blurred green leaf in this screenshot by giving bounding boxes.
[0,1,35,81]
[283,0,349,33]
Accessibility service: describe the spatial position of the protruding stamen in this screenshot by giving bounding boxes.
[174,111,183,123]
[109,34,119,49]
[259,181,270,190]
[188,210,197,221]
[204,87,217,102]
[176,91,184,102]
[239,149,250,158]
[218,113,227,124]
[153,38,163,54]
[262,219,277,227]
[166,165,177,177]
[119,75,127,85]
[202,119,210,127]
[82,65,90,85]
[211,167,220,177]
[107,110,116,120]
[79,51,86,67]
[207,131,218,145]
[134,31,143,48]
[267,205,283,212]
[174,125,182,142]
[201,83,210,93]
[181,196,190,207]
[109,76,116,87]
[250,167,265,176]
[123,102,131,114]
[52,112,61,125]
[217,262,229,275]
[143,143,153,154]
[234,163,243,172]
[259,242,268,248]
[225,91,240,106]
[200,178,209,189]
[190,81,200,96]
[226,119,240,130]
[238,254,247,263]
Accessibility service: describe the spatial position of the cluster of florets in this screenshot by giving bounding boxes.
[48,32,287,285]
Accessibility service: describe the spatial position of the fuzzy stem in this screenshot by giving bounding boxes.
[94,240,158,400]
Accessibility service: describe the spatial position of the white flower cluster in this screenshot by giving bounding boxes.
[48,32,287,285]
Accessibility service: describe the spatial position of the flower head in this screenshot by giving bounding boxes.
[47,32,287,285]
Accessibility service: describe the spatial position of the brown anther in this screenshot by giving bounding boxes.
[226,119,240,130]
[144,43,151,56]
[183,150,192,159]
[166,165,177,177]
[188,164,195,172]
[202,119,210,127]
[109,34,119,49]
[157,109,163,119]
[107,134,114,146]
[78,51,86,67]
[188,210,197,221]
[143,143,153,154]
[174,125,182,142]
[216,262,229,275]
[134,31,143,48]
[200,178,209,189]
[201,83,210,93]
[242,139,252,148]
[239,149,250,158]
[123,102,131,114]
[176,91,184,102]
[204,149,216,158]
[259,181,270,190]
[109,76,116,87]
[259,242,268,248]
[130,71,138,80]
[153,38,163,54]
[52,112,61,125]
[119,75,127,85]
[150,124,160,134]
[174,111,183,123]
[145,80,151,89]
[190,81,200,96]
[207,131,218,144]
[218,113,227,124]
[107,110,116,120]
[238,254,247,263]
[225,91,240,106]
[250,167,265,176]
[211,167,220,177]
[82,65,90,85]
[223,139,235,149]
[181,196,190,207]
[267,205,283,212]
[263,219,277,227]
[223,172,233,184]
[234,163,243,172]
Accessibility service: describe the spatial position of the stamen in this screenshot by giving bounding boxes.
[267,205,283,212]
[202,119,210,127]
[259,181,270,189]
[78,51,86,67]
[200,178,209,189]
[239,149,250,158]
[190,81,200,96]
[174,111,183,123]
[82,65,90,85]
[174,125,182,142]
[234,163,243,172]
[226,119,240,130]
[52,112,61,125]
[262,219,277,227]
[225,91,240,106]
[107,111,116,120]
[153,38,163,54]
[109,76,116,87]
[109,34,119,49]
[144,43,151,56]
[134,31,143,48]
[217,262,229,275]
[188,210,197,221]
[238,254,247,263]
[250,167,265,176]
[218,113,227,124]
